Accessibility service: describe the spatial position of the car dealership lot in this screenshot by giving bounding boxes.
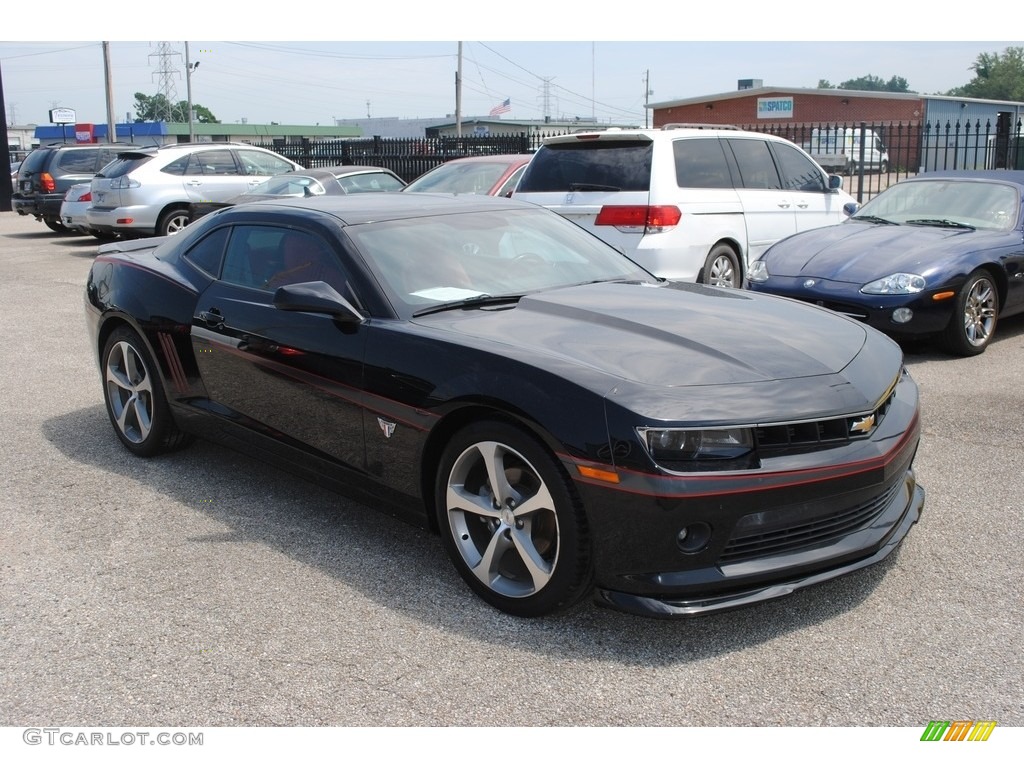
[1,211,1021,727]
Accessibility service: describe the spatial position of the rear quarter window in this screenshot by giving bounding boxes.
[673,138,734,188]
[517,141,652,192]
[55,149,101,174]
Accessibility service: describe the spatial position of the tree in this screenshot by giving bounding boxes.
[818,74,912,93]
[947,46,1024,101]
[132,92,219,123]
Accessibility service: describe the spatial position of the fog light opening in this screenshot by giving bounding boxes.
[892,307,913,324]
[676,522,712,554]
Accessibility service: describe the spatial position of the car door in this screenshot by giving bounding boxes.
[725,137,798,260]
[180,149,249,204]
[770,141,852,233]
[190,223,368,471]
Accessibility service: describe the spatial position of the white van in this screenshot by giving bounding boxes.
[805,127,889,174]
[513,126,857,286]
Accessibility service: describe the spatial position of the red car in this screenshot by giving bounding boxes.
[403,154,532,197]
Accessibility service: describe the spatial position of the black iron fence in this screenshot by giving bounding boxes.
[249,119,1024,202]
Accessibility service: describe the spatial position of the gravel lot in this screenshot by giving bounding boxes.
[1,210,1021,736]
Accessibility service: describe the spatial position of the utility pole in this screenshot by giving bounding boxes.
[103,42,117,142]
[644,70,654,129]
[185,42,198,142]
[455,42,463,139]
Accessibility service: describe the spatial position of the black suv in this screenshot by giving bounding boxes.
[12,143,139,232]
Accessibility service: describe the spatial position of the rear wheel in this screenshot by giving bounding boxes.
[702,244,740,288]
[44,218,69,233]
[435,421,592,617]
[941,270,998,356]
[157,208,190,237]
[102,326,193,456]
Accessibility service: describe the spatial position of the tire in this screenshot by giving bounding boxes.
[879,160,890,175]
[90,230,118,242]
[44,218,69,233]
[941,270,999,356]
[435,420,593,617]
[101,326,193,456]
[157,208,190,237]
[702,244,740,288]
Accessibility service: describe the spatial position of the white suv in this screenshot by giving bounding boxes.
[87,143,301,237]
[513,125,857,286]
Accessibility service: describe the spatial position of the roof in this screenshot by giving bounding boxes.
[647,86,923,110]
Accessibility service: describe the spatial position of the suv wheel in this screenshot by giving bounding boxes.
[44,218,69,234]
[702,245,740,288]
[158,208,190,237]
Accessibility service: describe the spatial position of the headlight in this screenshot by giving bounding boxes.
[861,273,925,295]
[638,427,753,462]
[747,260,769,283]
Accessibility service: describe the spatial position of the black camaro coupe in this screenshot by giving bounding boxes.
[85,194,924,618]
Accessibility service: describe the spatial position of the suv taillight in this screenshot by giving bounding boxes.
[595,205,681,234]
[39,172,56,193]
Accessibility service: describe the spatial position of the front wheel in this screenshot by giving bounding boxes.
[435,421,593,617]
[702,244,740,288]
[157,208,190,237]
[101,326,193,456]
[941,270,999,356]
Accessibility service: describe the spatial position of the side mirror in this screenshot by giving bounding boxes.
[273,281,364,324]
[828,175,844,191]
[843,202,859,217]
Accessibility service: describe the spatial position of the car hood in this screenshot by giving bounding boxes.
[764,220,1012,282]
[416,281,868,388]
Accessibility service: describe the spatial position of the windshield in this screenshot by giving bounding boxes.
[854,178,1019,230]
[404,161,514,194]
[347,207,654,316]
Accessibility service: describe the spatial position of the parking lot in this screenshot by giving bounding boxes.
[1,209,1022,729]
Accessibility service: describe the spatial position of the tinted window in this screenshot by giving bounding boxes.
[101,154,152,178]
[56,148,100,173]
[186,150,239,176]
[517,141,652,192]
[726,139,782,190]
[21,148,55,174]
[221,226,352,297]
[673,138,733,188]
[772,143,826,192]
[235,149,295,176]
[183,226,230,276]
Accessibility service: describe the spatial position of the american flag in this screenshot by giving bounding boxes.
[489,98,511,117]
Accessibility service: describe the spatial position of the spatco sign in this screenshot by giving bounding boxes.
[756,98,793,120]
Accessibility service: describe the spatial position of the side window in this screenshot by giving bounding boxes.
[221,226,354,300]
[161,155,189,176]
[726,139,782,190]
[188,150,239,176]
[673,138,733,188]
[496,165,527,197]
[183,226,230,277]
[57,149,100,173]
[772,143,827,192]
[236,150,295,176]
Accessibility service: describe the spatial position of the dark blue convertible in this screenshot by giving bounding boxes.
[748,171,1024,355]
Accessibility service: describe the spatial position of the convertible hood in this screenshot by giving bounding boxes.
[418,282,868,387]
[765,220,1003,282]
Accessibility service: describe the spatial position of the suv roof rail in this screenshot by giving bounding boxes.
[661,123,740,131]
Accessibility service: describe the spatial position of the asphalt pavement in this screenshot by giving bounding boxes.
[1,210,1021,731]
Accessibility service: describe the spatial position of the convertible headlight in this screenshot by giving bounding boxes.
[860,273,926,295]
[747,260,770,283]
[638,427,754,462]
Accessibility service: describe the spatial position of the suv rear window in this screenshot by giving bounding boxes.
[20,148,54,174]
[517,140,652,192]
[97,154,152,179]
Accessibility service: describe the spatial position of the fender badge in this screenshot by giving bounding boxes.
[850,414,875,434]
[377,417,396,439]
[803,279,817,288]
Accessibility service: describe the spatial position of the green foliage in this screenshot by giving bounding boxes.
[132,92,219,124]
[946,47,1024,101]
[818,74,912,93]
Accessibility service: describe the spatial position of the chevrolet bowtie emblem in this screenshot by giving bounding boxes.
[377,417,396,439]
[850,414,875,434]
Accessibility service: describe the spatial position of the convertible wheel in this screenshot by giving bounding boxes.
[702,245,740,288]
[436,421,593,617]
[158,208,190,237]
[942,270,998,356]
[102,326,193,456]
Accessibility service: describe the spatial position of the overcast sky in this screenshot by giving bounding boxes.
[2,8,1019,128]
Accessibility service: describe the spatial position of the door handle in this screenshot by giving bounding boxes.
[198,309,225,329]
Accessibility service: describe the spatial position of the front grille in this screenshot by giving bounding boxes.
[719,479,903,564]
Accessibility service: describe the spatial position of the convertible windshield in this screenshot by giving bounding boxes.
[347,207,654,314]
[855,178,1018,230]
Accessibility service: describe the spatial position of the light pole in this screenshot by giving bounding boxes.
[185,42,200,142]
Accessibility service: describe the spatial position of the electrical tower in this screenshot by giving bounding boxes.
[149,42,185,122]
